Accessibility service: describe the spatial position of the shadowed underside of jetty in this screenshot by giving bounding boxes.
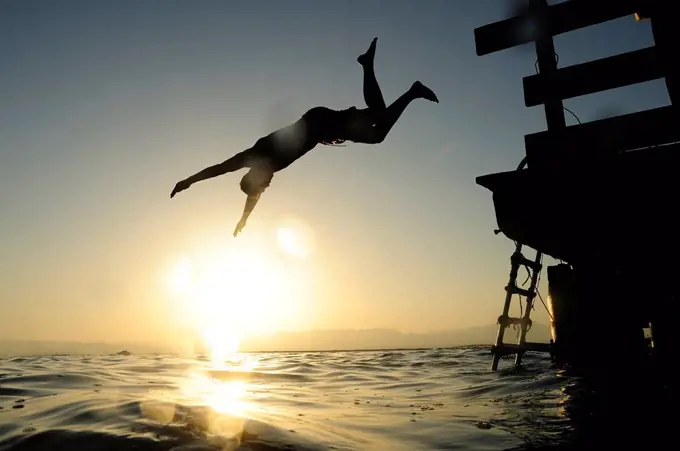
[474,0,680,373]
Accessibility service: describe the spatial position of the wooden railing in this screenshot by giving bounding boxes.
[473,0,679,171]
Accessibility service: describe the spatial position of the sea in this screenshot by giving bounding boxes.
[0,347,674,451]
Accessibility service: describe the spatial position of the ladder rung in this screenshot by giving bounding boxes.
[492,342,552,356]
[505,283,535,298]
[490,345,515,357]
[508,317,523,325]
[497,316,532,327]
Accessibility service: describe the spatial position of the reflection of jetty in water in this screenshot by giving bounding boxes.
[472,0,679,377]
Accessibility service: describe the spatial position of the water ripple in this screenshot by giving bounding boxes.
[0,348,669,450]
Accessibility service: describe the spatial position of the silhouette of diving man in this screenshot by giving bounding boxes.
[170,38,438,237]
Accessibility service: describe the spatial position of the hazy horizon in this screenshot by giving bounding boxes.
[0,322,551,356]
[1,1,666,355]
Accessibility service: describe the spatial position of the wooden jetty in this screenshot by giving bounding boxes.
[473,0,679,372]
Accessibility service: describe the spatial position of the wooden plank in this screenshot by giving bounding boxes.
[524,106,679,168]
[474,0,639,56]
[523,47,663,107]
[477,141,680,192]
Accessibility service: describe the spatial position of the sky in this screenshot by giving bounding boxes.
[0,0,669,349]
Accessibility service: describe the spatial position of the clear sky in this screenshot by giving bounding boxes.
[0,1,669,349]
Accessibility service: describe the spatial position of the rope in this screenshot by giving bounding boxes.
[510,51,579,325]
[535,268,555,323]
[534,52,582,125]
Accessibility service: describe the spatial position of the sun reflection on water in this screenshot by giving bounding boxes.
[141,352,262,435]
[157,229,312,433]
[182,370,251,417]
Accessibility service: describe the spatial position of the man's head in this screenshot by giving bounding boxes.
[240,168,273,196]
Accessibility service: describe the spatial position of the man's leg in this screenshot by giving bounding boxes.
[358,37,387,111]
[344,81,439,144]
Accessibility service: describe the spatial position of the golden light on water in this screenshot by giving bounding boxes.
[143,364,257,439]
[208,380,249,417]
[150,222,317,441]
[182,370,251,418]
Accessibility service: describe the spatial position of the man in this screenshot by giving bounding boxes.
[170,37,438,236]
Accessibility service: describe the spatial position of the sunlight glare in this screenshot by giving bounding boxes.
[169,257,193,293]
[276,220,314,258]
[203,323,240,366]
[209,380,249,416]
[180,370,252,420]
[170,235,298,361]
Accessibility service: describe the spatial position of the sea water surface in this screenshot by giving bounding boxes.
[0,347,663,450]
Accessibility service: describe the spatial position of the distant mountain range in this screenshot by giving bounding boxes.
[0,339,174,357]
[0,323,550,356]
[239,322,551,352]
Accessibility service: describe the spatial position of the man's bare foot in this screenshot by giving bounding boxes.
[357,37,378,66]
[412,81,439,103]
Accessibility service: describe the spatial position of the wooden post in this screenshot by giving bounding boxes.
[530,0,566,133]
[505,1,557,366]
[649,4,680,108]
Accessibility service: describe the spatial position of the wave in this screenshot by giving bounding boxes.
[0,348,670,450]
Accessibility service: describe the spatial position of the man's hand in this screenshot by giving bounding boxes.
[233,216,247,237]
[170,179,191,198]
[233,194,260,237]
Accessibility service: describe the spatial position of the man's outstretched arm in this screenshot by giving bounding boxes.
[171,153,247,198]
[233,194,260,237]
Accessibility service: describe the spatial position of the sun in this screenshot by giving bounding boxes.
[166,235,299,362]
